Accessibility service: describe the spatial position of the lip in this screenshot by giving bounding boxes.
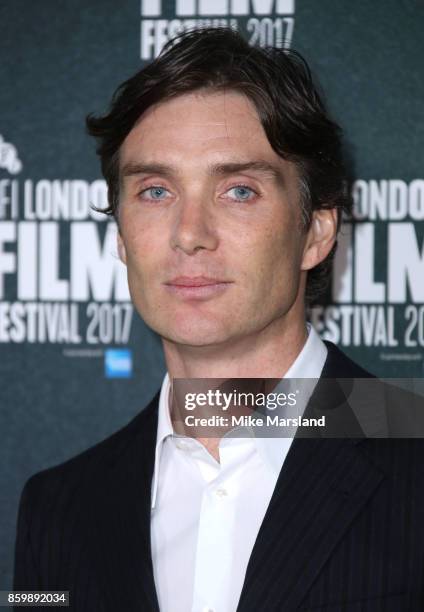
[164,276,233,299]
[166,276,229,287]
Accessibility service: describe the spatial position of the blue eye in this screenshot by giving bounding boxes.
[140,186,169,200]
[227,185,256,201]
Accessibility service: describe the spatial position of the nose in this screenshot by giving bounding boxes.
[170,198,218,255]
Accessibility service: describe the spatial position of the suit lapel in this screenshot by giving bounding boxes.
[86,342,381,612]
[89,393,160,612]
[237,343,384,612]
[237,437,384,612]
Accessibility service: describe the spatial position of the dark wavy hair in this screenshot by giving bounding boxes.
[86,27,352,304]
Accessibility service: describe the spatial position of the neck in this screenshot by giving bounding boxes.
[162,312,308,380]
[163,310,309,463]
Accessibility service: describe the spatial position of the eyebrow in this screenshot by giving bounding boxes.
[120,160,286,187]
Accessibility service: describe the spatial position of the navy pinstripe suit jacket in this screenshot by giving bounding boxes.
[14,342,424,611]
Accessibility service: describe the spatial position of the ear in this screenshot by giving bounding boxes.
[117,231,127,265]
[301,208,338,271]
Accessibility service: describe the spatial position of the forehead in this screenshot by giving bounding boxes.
[120,90,280,165]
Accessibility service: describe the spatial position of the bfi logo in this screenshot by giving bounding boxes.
[0,135,22,175]
[141,0,295,16]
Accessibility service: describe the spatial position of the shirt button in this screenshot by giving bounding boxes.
[215,487,228,498]
[175,440,188,450]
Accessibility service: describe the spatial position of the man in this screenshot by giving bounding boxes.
[14,27,424,611]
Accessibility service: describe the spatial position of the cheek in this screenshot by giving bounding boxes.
[250,221,300,271]
[123,243,156,295]
[249,226,305,301]
[121,220,161,267]
[119,203,171,263]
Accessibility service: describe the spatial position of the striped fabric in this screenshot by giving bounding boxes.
[13,342,424,611]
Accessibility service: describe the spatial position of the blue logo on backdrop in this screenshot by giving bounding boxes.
[105,349,133,378]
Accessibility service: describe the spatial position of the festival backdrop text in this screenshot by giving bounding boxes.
[0,0,423,589]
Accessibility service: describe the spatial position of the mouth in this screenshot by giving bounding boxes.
[163,276,233,300]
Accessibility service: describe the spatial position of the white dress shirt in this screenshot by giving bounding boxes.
[150,324,327,612]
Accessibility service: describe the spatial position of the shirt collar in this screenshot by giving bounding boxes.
[151,323,327,509]
[254,323,327,475]
[151,372,173,509]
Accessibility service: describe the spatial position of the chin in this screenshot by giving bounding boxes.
[163,328,232,348]
[152,316,236,348]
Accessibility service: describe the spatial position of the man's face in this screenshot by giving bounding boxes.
[117,90,313,347]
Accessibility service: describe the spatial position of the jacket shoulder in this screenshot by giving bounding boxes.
[21,391,159,507]
[322,340,375,378]
[14,392,159,590]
